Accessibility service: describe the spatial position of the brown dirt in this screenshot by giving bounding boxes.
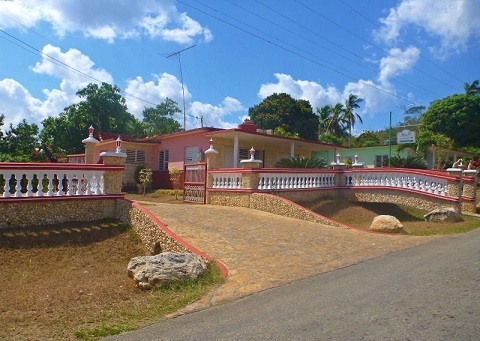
[0,220,148,340]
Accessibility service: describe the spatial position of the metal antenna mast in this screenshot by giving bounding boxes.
[164,44,196,130]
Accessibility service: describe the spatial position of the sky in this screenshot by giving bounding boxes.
[0,0,479,137]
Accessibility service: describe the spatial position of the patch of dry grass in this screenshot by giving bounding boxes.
[305,198,480,235]
[0,218,223,340]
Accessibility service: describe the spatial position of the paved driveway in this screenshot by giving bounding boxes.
[139,202,438,314]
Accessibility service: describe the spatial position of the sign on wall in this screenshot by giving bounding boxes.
[397,129,416,144]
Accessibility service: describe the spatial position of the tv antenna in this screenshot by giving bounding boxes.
[163,44,196,130]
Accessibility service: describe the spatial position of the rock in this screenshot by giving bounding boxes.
[424,207,462,223]
[127,252,208,290]
[369,215,403,233]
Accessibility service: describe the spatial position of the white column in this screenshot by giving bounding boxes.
[290,142,295,157]
[233,133,239,168]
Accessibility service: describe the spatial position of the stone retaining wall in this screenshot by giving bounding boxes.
[116,199,190,254]
[0,197,118,228]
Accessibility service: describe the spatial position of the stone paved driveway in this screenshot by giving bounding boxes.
[140,202,438,314]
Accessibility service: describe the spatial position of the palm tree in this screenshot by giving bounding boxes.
[464,80,480,96]
[344,94,364,146]
[330,103,346,138]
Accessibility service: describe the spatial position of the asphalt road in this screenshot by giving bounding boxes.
[106,228,480,341]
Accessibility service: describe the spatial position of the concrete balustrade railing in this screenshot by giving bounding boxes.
[343,169,449,196]
[0,163,124,199]
[207,167,478,213]
[258,171,336,190]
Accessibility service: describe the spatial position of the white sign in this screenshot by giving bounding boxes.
[397,129,416,144]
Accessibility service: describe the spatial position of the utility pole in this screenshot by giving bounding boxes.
[164,45,196,130]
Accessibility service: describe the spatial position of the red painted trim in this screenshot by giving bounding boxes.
[0,194,124,203]
[123,199,228,278]
[344,167,466,181]
[0,163,124,171]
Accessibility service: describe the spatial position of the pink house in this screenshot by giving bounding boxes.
[69,121,346,190]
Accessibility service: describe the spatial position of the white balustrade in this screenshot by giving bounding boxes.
[345,171,448,197]
[258,172,336,190]
[0,168,105,198]
[212,173,242,189]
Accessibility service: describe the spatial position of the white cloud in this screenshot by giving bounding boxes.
[258,73,342,110]
[378,46,420,84]
[0,44,116,128]
[0,0,212,44]
[375,0,480,57]
[257,73,396,124]
[0,78,43,127]
[32,44,113,85]
[124,73,189,122]
[190,97,244,129]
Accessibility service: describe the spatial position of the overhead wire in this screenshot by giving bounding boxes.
[251,0,442,98]
[293,0,457,91]
[0,13,198,120]
[177,0,416,105]
[336,0,466,85]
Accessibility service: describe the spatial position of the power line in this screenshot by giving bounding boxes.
[0,29,195,124]
[177,0,416,105]
[251,0,442,98]
[336,0,466,85]
[293,0,457,91]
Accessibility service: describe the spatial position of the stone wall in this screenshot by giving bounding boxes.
[340,188,458,212]
[0,197,118,228]
[250,193,348,228]
[116,199,190,254]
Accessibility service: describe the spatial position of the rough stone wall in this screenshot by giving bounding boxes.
[249,193,347,228]
[116,199,190,255]
[340,189,457,212]
[207,191,251,207]
[0,198,117,229]
[102,170,123,195]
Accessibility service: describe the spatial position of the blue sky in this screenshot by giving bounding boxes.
[0,0,479,136]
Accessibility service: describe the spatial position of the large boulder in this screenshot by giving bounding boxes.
[424,207,462,223]
[369,215,403,233]
[127,252,208,290]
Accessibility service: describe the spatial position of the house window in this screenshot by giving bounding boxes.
[158,150,169,170]
[126,149,146,164]
[375,154,389,167]
[185,146,200,164]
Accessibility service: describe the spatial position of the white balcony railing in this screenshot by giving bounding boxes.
[0,164,105,198]
[344,171,448,196]
[258,172,336,190]
[212,173,242,189]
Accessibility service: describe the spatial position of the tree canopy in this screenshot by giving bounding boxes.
[422,93,480,147]
[40,82,142,156]
[142,98,182,136]
[248,93,319,140]
[0,117,45,162]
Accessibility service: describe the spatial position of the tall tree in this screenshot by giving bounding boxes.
[343,94,363,146]
[464,80,480,96]
[422,93,480,147]
[248,93,319,140]
[142,98,182,136]
[40,82,141,156]
[317,103,347,138]
[0,119,45,162]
